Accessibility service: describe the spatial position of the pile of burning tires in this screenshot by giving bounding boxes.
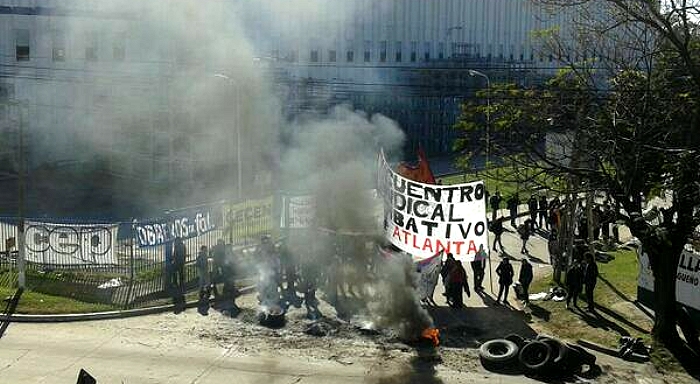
[479,334,597,378]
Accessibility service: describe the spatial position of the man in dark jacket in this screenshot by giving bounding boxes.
[538,195,549,230]
[172,236,187,312]
[518,259,533,306]
[489,190,502,221]
[565,258,583,310]
[496,258,514,304]
[583,252,599,311]
[507,194,520,228]
[528,195,539,230]
[440,253,457,305]
[490,217,505,252]
[448,260,470,308]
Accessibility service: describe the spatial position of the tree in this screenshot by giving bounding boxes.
[454,0,700,351]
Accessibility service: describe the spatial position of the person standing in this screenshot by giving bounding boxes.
[565,258,583,310]
[490,217,505,253]
[583,252,599,311]
[507,193,520,228]
[528,195,539,230]
[548,231,563,283]
[496,258,514,304]
[172,236,187,311]
[539,195,549,230]
[518,219,532,255]
[489,190,502,221]
[518,259,533,306]
[471,245,487,291]
[440,253,457,304]
[196,245,211,315]
[448,260,469,308]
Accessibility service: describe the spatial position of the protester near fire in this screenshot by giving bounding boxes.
[489,190,502,221]
[528,195,539,230]
[507,193,520,227]
[196,245,211,315]
[518,219,533,255]
[490,217,505,253]
[172,236,187,311]
[565,257,583,310]
[448,260,470,308]
[196,245,210,295]
[538,195,549,230]
[210,239,226,299]
[518,259,533,306]
[496,258,514,304]
[583,252,599,312]
[440,252,457,305]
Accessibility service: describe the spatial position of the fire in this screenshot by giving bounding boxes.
[421,327,440,347]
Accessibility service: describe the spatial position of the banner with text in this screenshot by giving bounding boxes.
[135,206,216,248]
[638,245,700,311]
[281,195,316,229]
[378,150,488,262]
[223,196,273,242]
[25,221,118,265]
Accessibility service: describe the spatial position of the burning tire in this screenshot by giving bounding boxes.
[258,304,286,328]
[479,339,520,371]
[518,340,552,373]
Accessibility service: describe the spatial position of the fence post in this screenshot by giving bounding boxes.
[125,220,136,309]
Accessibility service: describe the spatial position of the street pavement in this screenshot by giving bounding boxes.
[0,209,599,384]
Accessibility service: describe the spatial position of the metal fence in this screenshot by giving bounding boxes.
[0,197,278,309]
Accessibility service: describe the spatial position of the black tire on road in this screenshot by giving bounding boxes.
[504,334,526,348]
[538,337,568,375]
[479,339,520,364]
[519,340,552,372]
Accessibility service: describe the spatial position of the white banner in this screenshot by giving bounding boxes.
[25,221,119,265]
[282,195,316,229]
[378,151,488,262]
[416,252,443,303]
[638,245,700,311]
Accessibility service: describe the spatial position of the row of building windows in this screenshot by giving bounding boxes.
[10,29,126,63]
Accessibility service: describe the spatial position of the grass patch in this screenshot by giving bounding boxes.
[529,249,653,348]
[0,286,116,315]
[529,249,694,375]
[440,165,562,200]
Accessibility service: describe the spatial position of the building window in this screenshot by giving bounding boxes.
[346,40,354,62]
[394,41,402,62]
[86,35,98,62]
[15,29,30,61]
[328,49,336,62]
[424,42,431,60]
[379,41,387,62]
[410,41,417,62]
[310,49,319,62]
[52,34,66,62]
[113,37,125,61]
[364,40,371,62]
[438,42,444,60]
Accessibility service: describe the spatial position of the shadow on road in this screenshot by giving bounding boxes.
[0,287,23,339]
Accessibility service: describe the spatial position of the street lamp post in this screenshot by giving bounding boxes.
[213,73,243,200]
[468,69,491,172]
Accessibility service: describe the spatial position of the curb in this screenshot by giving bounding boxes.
[0,285,256,323]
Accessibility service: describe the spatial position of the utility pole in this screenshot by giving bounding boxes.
[17,106,25,289]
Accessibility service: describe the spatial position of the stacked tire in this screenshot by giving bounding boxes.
[479,334,596,378]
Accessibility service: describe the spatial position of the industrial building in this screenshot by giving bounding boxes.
[0,0,592,216]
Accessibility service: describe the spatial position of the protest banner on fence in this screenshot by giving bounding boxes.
[24,221,119,265]
[134,206,217,247]
[280,195,315,229]
[223,196,273,241]
[638,245,700,312]
[378,150,488,262]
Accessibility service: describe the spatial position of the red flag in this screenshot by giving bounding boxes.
[397,146,436,184]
